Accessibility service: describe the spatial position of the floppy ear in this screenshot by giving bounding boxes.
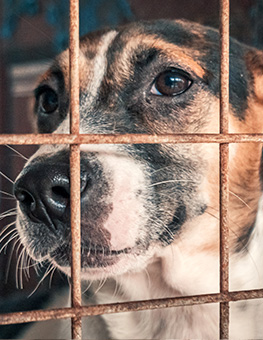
[246,49,263,102]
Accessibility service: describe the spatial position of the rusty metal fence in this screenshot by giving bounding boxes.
[1,0,263,339]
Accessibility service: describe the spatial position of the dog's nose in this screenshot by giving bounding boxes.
[14,162,72,226]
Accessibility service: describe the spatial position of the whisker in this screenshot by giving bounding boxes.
[0,222,17,244]
[0,208,17,221]
[151,165,174,175]
[5,236,21,284]
[16,244,24,289]
[0,212,17,221]
[0,207,17,215]
[82,280,93,295]
[206,205,249,231]
[229,190,252,210]
[28,263,54,297]
[49,266,57,289]
[0,190,15,198]
[204,210,220,221]
[22,249,31,281]
[27,241,44,277]
[16,240,24,257]
[20,251,30,281]
[113,279,121,298]
[148,216,175,241]
[143,268,152,290]
[0,171,14,184]
[0,221,16,238]
[66,273,71,289]
[149,179,193,187]
[21,256,40,271]
[5,145,29,161]
[205,206,247,232]
[206,206,255,245]
[34,260,42,276]
[205,206,260,277]
[19,248,27,289]
[94,276,107,295]
[20,248,34,285]
[26,254,33,280]
[0,232,18,254]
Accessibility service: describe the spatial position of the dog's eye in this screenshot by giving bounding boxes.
[38,88,58,114]
[151,69,192,96]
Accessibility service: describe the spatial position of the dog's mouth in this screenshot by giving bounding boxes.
[49,241,133,270]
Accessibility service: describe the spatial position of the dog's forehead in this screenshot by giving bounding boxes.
[45,19,249,97]
[52,20,217,85]
[37,19,252,134]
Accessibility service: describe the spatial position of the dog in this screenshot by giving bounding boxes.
[13,19,263,338]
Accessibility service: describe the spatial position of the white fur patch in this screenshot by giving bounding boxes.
[81,144,149,250]
[82,30,118,109]
[54,30,118,135]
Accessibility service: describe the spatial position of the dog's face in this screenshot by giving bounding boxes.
[14,20,263,281]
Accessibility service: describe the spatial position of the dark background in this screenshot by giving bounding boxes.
[0,0,262,337]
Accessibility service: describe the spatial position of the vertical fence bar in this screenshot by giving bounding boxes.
[219,0,230,338]
[69,0,82,338]
[219,144,229,338]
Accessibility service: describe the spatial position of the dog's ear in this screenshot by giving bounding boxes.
[246,49,263,102]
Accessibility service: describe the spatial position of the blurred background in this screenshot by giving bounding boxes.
[0,0,262,337]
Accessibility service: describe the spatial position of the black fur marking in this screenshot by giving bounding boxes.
[161,204,187,243]
[235,221,256,253]
[98,47,159,112]
[197,33,250,120]
[138,20,196,48]
[80,28,111,60]
[168,204,187,232]
[199,204,207,215]
[131,47,159,70]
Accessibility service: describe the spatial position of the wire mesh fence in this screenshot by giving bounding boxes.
[1,0,263,339]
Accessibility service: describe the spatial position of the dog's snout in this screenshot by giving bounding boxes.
[14,162,72,226]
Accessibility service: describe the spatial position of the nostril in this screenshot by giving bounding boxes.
[14,156,76,227]
[48,184,70,217]
[15,188,36,210]
[52,186,70,200]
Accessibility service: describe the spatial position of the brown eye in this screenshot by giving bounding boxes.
[39,88,58,114]
[151,69,192,96]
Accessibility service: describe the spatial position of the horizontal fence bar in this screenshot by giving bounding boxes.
[1,133,263,145]
[1,288,263,326]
